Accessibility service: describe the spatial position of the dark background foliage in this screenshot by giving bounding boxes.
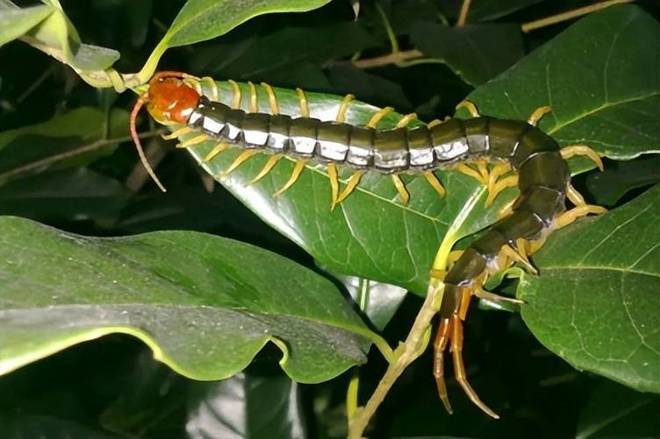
[0,0,659,437]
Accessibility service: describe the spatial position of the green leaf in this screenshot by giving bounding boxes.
[187,373,305,439]
[139,0,331,82]
[167,0,331,47]
[410,22,524,85]
[21,3,119,71]
[463,5,660,171]
[0,216,380,383]
[519,184,660,393]
[576,381,660,438]
[167,6,659,298]
[0,107,129,185]
[177,80,507,294]
[0,4,53,47]
[197,22,379,83]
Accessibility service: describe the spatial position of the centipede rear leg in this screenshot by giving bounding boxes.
[432,282,500,419]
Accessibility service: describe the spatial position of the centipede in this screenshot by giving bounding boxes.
[130,71,607,419]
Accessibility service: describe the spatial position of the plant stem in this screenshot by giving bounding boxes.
[347,278,444,439]
[456,0,472,27]
[522,0,634,33]
[352,49,424,69]
[0,130,164,182]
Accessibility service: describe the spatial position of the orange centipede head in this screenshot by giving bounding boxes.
[145,71,200,124]
[130,71,201,192]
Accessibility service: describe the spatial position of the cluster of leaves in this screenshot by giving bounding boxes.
[0,0,659,437]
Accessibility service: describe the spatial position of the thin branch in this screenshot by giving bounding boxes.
[352,0,634,70]
[456,0,472,27]
[0,129,164,182]
[352,49,424,69]
[347,279,444,439]
[522,0,634,33]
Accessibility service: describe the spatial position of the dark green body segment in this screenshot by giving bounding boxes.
[185,96,569,317]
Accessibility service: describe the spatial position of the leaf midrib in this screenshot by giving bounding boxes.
[548,92,660,135]
[0,302,373,342]
[540,265,660,279]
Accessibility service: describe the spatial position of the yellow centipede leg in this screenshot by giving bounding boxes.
[162,127,193,140]
[424,171,446,197]
[566,182,586,206]
[475,159,490,183]
[335,170,365,205]
[249,154,283,185]
[561,144,604,171]
[202,76,219,101]
[527,105,552,126]
[184,76,202,94]
[248,81,258,113]
[221,149,258,176]
[391,174,410,205]
[273,159,307,196]
[296,88,310,117]
[261,82,280,115]
[203,143,229,163]
[228,79,242,110]
[455,163,486,185]
[336,94,355,123]
[327,163,340,210]
[455,100,480,118]
[486,162,511,198]
[486,175,519,207]
[177,134,210,149]
[474,284,525,304]
[367,107,394,128]
[395,113,418,128]
[499,244,538,275]
[555,204,608,229]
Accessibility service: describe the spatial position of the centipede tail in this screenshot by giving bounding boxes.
[134,74,606,419]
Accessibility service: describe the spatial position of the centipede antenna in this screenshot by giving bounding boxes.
[130,93,167,192]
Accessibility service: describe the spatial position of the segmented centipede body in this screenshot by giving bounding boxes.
[130,71,606,419]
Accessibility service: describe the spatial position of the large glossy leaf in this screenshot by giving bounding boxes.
[0,216,379,383]
[170,6,658,295]
[518,184,660,393]
[464,5,660,172]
